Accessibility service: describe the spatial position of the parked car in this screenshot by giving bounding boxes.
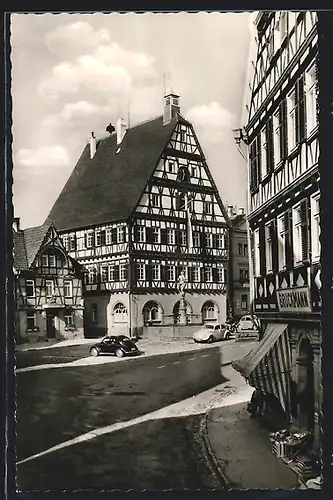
[89,335,140,358]
[192,323,234,343]
[237,315,259,331]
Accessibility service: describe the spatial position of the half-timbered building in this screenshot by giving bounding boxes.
[13,218,85,342]
[45,94,230,338]
[234,11,321,465]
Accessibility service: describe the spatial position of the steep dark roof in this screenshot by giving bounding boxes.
[13,224,50,271]
[45,115,181,231]
[231,214,247,229]
[13,231,28,270]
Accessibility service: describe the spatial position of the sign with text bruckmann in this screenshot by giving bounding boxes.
[276,286,312,314]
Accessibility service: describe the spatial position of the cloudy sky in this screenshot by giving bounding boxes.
[11,12,252,229]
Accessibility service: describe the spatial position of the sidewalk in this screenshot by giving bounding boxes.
[204,401,300,489]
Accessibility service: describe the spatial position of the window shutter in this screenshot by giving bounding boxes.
[250,143,255,191]
[146,227,153,244]
[133,262,138,284]
[161,229,168,245]
[124,264,129,281]
[267,118,274,173]
[114,265,120,281]
[212,267,218,282]
[300,199,309,262]
[270,221,278,272]
[188,267,193,282]
[256,135,262,187]
[163,265,169,282]
[259,225,266,275]
[284,210,293,269]
[133,225,139,241]
[100,230,106,246]
[224,267,228,284]
[84,233,88,248]
[200,267,205,283]
[175,229,181,251]
[111,228,117,243]
[212,233,217,248]
[280,100,288,159]
[297,77,306,142]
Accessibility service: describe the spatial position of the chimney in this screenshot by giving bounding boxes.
[90,132,96,159]
[163,93,180,125]
[13,217,20,232]
[238,207,245,216]
[227,205,235,218]
[116,118,127,145]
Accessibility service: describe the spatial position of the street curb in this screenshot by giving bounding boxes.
[200,408,235,490]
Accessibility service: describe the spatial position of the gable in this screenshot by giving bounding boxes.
[45,115,177,231]
[135,120,230,225]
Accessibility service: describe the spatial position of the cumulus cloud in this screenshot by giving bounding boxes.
[45,21,111,55]
[39,22,157,101]
[44,100,112,125]
[186,101,236,129]
[15,146,70,171]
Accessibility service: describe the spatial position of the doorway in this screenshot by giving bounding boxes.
[46,313,56,338]
[297,338,315,432]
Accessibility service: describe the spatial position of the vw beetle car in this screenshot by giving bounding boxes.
[192,323,233,343]
[90,335,140,358]
[237,315,259,331]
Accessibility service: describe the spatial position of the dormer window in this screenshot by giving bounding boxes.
[49,255,56,267]
[41,254,48,267]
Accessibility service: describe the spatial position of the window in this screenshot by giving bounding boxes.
[305,63,318,134]
[253,229,260,277]
[167,229,175,245]
[137,226,145,243]
[152,264,160,281]
[143,301,161,325]
[117,226,125,243]
[152,228,160,244]
[45,280,54,297]
[217,267,225,282]
[91,303,98,324]
[113,302,127,323]
[190,164,197,177]
[151,193,161,207]
[178,266,188,282]
[287,88,297,151]
[193,232,200,247]
[205,233,213,247]
[287,78,305,152]
[41,254,48,267]
[176,192,186,210]
[180,130,186,142]
[277,214,287,270]
[62,236,69,251]
[311,193,320,262]
[167,265,175,281]
[250,136,261,191]
[26,312,36,330]
[267,33,274,59]
[173,97,179,106]
[203,201,212,214]
[293,201,309,264]
[49,254,56,267]
[168,160,175,173]
[217,234,224,249]
[192,266,200,282]
[265,223,273,273]
[202,301,217,321]
[120,263,127,281]
[241,294,248,310]
[86,231,94,248]
[204,267,212,282]
[238,243,243,255]
[64,280,73,298]
[273,109,282,166]
[108,265,115,281]
[25,280,35,297]
[106,228,112,245]
[240,269,249,281]
[64,311,74,328]
[69,235,76,251]
[137,263,145,281]
[261,127,268,179]
[244,243,248,255]
[101,266,108,282]
[180,230,187,246]
[95,230,106,246]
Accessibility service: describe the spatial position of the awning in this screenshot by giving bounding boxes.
[232,323,292,415]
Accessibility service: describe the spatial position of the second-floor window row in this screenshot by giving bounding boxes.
[62,227,127,250]
[135,263,227,283]
[134,226,227,249]
[85,263,128,284]
[252,194,320,276]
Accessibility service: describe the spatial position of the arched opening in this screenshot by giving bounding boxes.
[297,337,315,432]
[142,301,163,326]
[201,301,218,323]
[113,302,128,323]
[173,301,193,325]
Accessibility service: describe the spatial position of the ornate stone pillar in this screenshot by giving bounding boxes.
[178,297,187,326]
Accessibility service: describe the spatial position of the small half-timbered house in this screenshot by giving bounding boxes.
[45,94,230,338]
[234,11,321,465]
[13,218,85,342]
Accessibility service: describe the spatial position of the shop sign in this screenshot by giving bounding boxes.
[276,286,312,313]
